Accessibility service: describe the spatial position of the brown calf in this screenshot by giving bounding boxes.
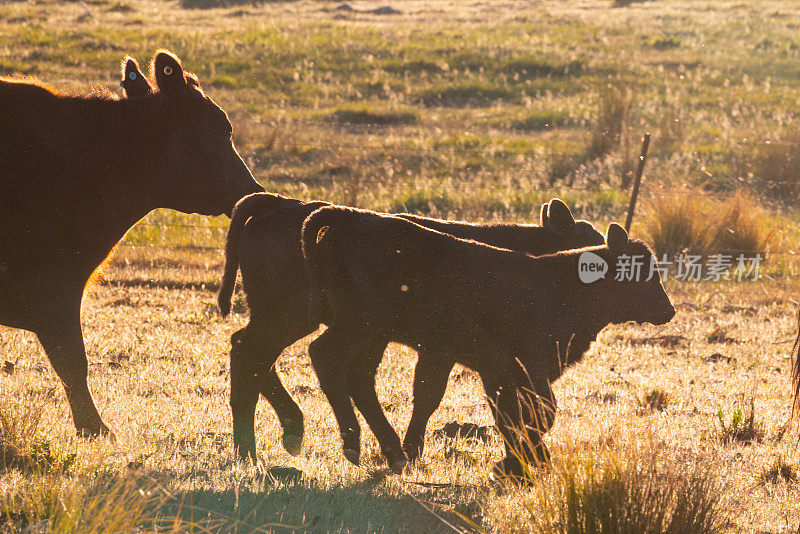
[217,192,603,461]
[0,50,262,438]
[302,207,675,478]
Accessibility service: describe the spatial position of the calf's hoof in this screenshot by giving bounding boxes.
[281,417,304,456]
[343,448,361,466]
[489,457,537,486]
[388,457,408,475]
[234,441,258,463]
[76,424,115,443]
[282,433,303,457]
[385,449,409,475]
[402,441,423,464]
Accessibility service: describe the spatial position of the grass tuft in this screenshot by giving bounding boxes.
[642,188,772,260]
[710,190,773,256]
[511,110,570,131]
[484,433,725,533]
[332,105,418,126]
[717,397,764,445]
[642,388,671,411]
[587,78,635,161]
[760,456,796,485]
[641,187,715,258]
[418,82,516,107]
[751,129,800,202]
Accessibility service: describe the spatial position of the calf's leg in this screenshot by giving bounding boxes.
[230,322,305,460]
[403,354,454,463]
[516,376,557,466]
[489,368,557,479]
[480,367,530,479]
[36,311,109,437]
[308,327,362,465]
[345,339,408,474]
[258,366,304,456]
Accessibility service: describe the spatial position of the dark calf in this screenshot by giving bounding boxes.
[0,50,262,438]
[301,207,675,478]
[217,192,603,461]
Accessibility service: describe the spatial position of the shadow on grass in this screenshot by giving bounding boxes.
[179,0,296,9]
[158,467,477,532]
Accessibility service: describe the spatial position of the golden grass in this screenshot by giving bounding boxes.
[0,263,798,531]
[484,437,725,533]
[2,0,800,530]
[642,188,774,260]
[641,187,716,258]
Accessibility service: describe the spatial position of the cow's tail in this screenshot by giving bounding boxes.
[302,206,345,330]
[218,193,280,317]
[792,307,800,418]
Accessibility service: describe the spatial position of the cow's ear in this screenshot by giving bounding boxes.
[121,57,152,98]
[606,222,629,252]
[539,201,550,227]
[152,50,187,93]
[545,198,576,236]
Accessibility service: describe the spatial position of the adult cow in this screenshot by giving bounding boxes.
[0,50,262,438]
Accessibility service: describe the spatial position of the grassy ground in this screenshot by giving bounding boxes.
[2,0,800,531]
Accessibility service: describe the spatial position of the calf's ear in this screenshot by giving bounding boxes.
[152,50,187,93]
[539,201,551,226]
[316,226,330,244]
[545,198,576,236]
[121,57,153,98]
[606,222,629,252]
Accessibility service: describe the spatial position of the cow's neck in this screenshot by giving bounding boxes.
[56,96,168,276]
[533,251,612,362]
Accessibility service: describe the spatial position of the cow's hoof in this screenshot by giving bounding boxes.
[282,434,303,457]
[343,448,360,466]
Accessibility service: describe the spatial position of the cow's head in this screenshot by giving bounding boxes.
[122,51,262,217]
[594,223,675,326]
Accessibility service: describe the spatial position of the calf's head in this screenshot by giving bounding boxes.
[591,223,676,326]
[123,51,262,216]
[540,198,605,251]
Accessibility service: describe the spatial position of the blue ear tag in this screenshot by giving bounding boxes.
[129,71,136,80]
[119,80,125,87]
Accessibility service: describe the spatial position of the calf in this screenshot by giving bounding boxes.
[0,50,262,438]
[217,192,603,461]
[302,207,675,478]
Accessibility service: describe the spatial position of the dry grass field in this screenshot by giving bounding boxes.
[3,0,800,531]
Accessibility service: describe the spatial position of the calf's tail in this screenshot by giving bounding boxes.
[218,193,280,317]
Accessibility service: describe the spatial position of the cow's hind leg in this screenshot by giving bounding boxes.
[308,327,361,466]
[36,311,109,437]
[403,353,453,463]
[346,339,407,474]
